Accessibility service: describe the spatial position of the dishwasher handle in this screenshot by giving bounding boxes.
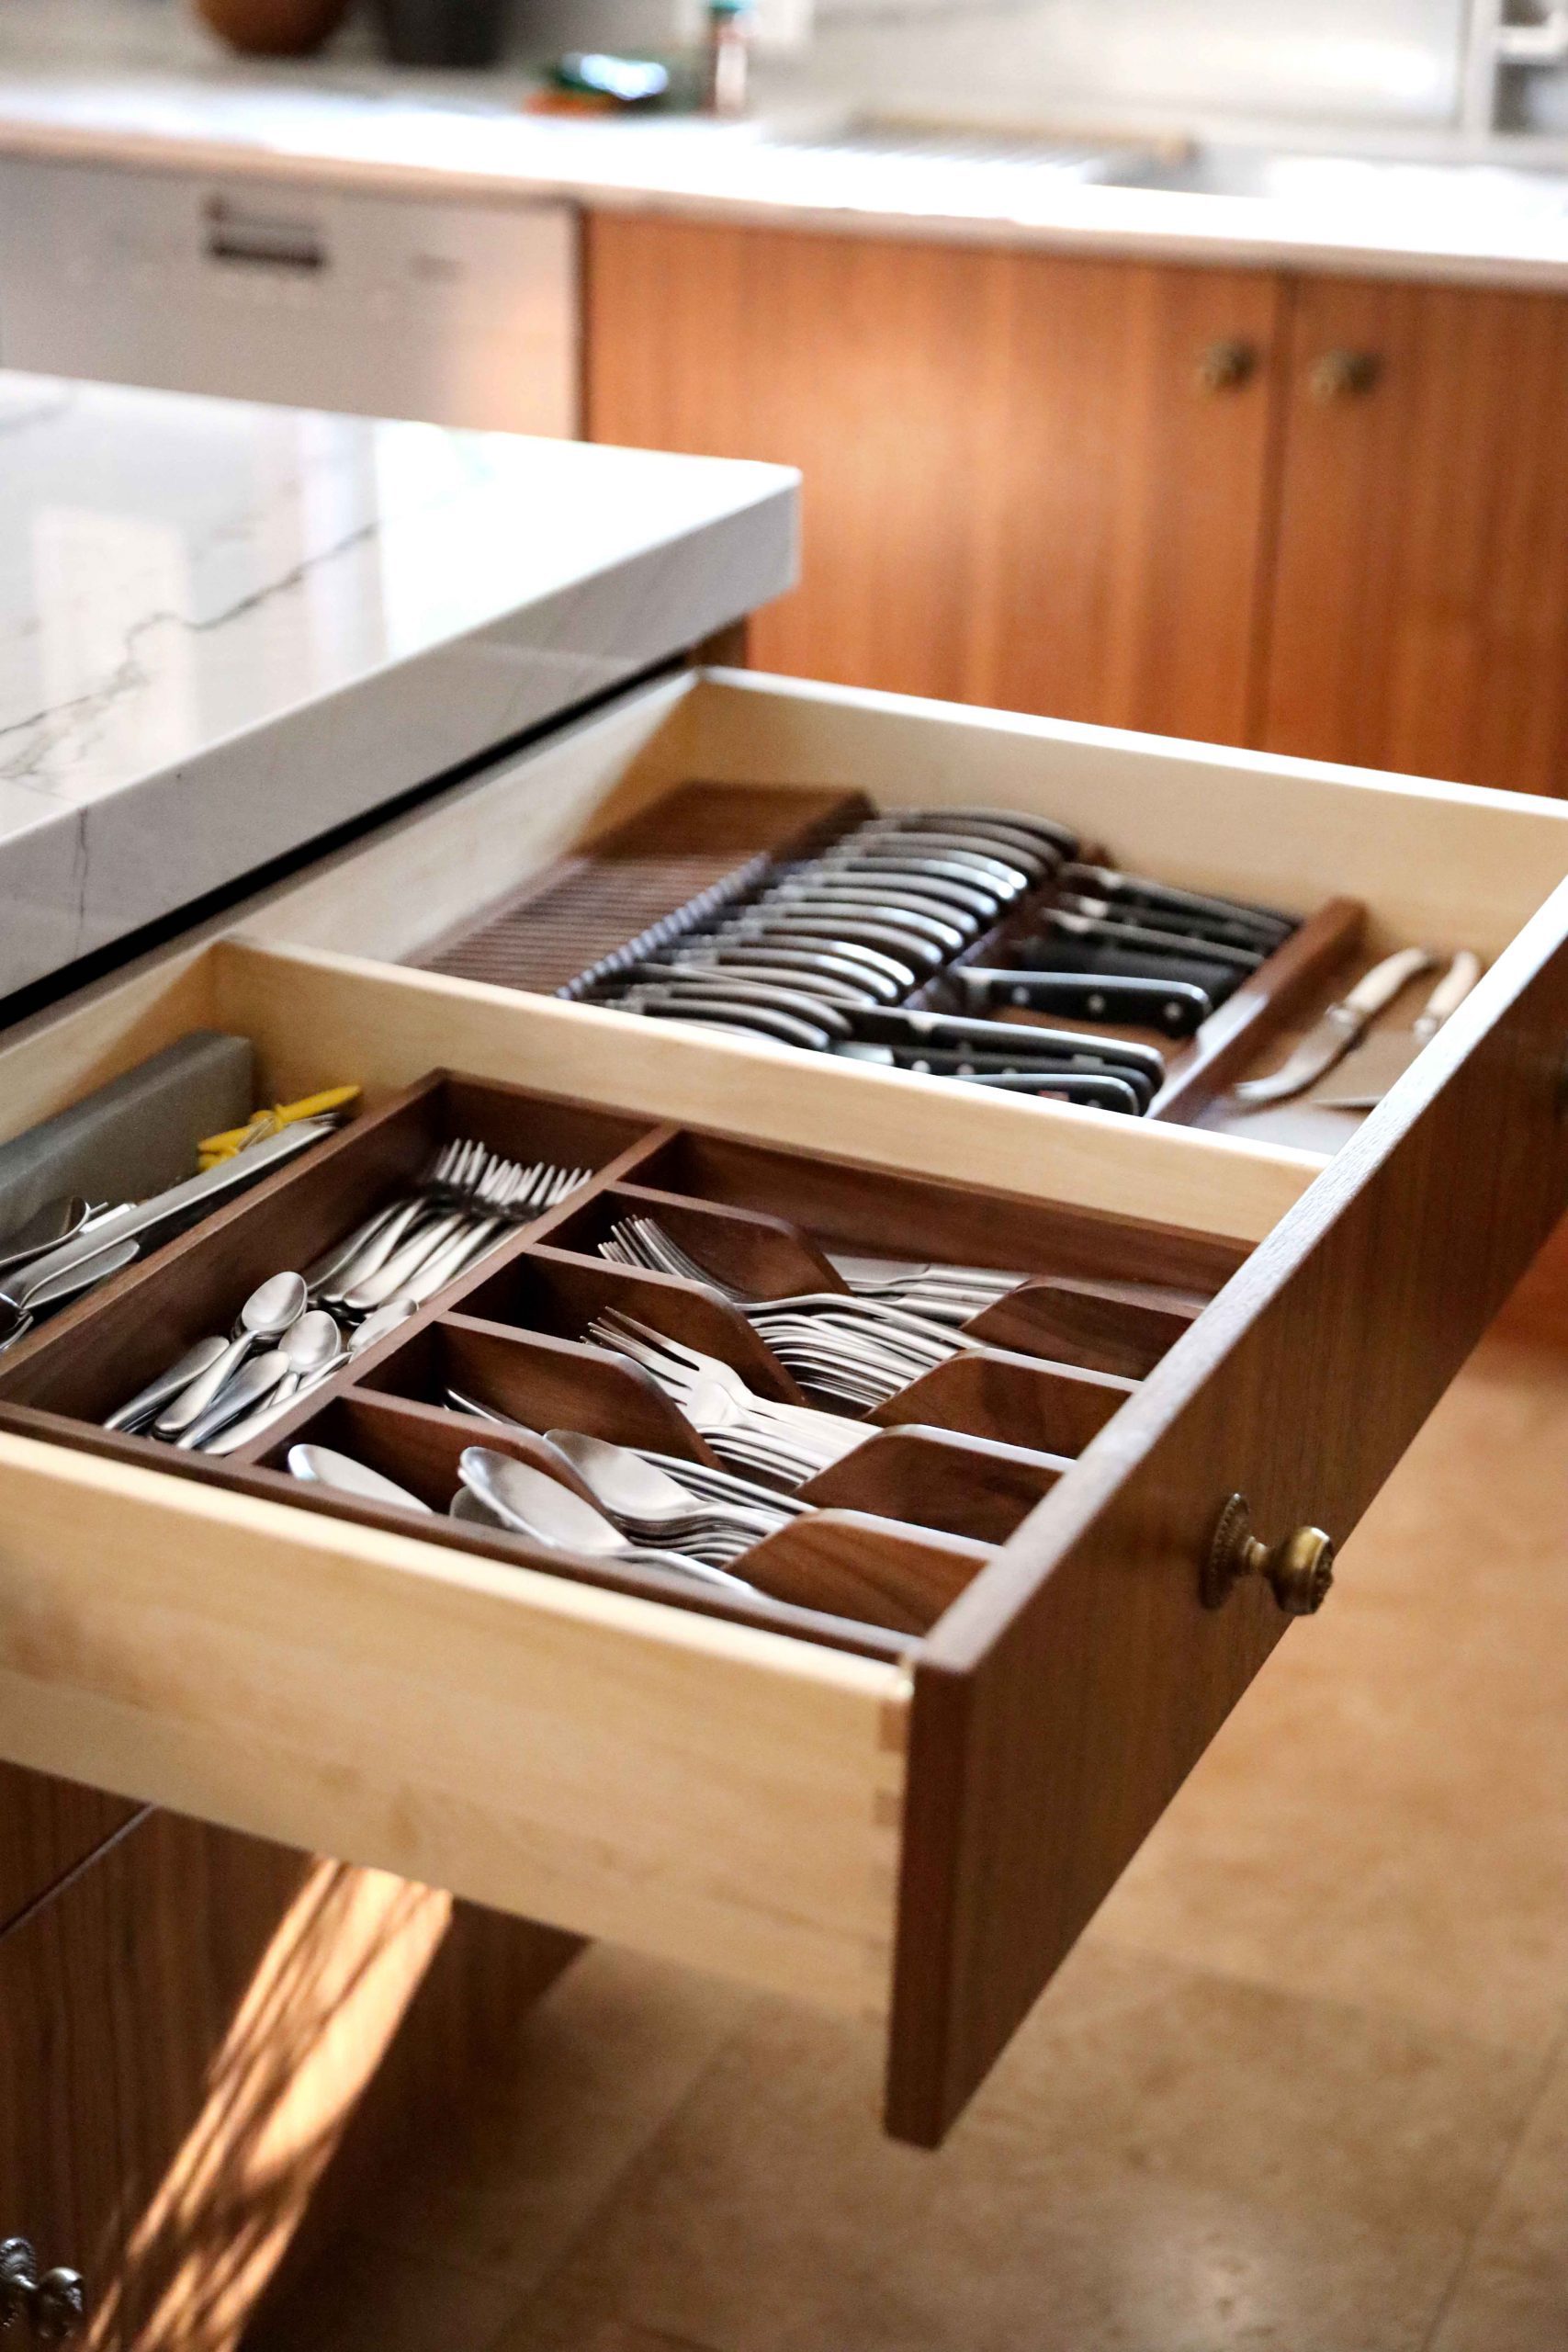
[202,194,328,274]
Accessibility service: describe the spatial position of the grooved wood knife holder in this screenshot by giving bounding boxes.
[410,776,1364,1122]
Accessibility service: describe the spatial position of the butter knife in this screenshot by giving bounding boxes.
[1233,947,1435,1107]
[3,1116,336,1301]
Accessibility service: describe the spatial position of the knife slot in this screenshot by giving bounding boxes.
[1147,895,1369,1124]
[416,782,873,999]
[795,1425,1070,1546]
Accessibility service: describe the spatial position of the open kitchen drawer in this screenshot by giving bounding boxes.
[1,666,1567,2148]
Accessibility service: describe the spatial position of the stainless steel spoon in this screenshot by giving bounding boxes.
[547,1430,783,1544]
[155,1271,307,1436]
[287,1444,434,1514]
[0,1195,94,1280]
[201,1311,346,1455]
[104,1332,231,1432]
[175,1348,291,1450]
[457,1448,756,1592]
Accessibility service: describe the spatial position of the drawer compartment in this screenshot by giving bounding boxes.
[2,667,1567,2146]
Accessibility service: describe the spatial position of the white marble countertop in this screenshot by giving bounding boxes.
[6,2,1568,287]
[0,372,795,1005]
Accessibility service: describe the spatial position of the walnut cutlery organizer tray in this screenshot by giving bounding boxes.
[0,1069,1241,1657]
[412,775,1366,1125]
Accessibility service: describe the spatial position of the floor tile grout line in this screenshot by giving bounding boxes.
[1416,2007,1568,2352]
[1083,1919,1565,2071]
[474,1997,769,2352]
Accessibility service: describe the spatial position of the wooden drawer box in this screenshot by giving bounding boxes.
[2,666,1566,2149]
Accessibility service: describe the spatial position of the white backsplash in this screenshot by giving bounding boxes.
[806,0,1468,127]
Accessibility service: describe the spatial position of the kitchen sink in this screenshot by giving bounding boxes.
[1102,144,1568,218]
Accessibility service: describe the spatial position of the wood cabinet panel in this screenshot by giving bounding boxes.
[587,214,996,703]
[0,1810,578,2351]
[1258,275,1568,795]
[0,1760,140,1935]
[958,246,1282,741]
[585,215,1281,742]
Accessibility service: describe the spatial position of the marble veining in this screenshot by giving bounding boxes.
[0,373,795,1002]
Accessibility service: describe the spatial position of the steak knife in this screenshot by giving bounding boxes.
[597,978,1163,1090]
[1232,946,1435,1106]
[1309,951,1483,1108]
[1058,864,1296,948]
[1008,933,1248,1006]
[952,967,1214,1038]
[1046,905,1267,973]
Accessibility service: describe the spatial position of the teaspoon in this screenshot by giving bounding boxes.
[156,1271,307,1436]
[0,1195,94,1280]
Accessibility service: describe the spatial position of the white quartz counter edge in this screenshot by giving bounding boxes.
[6,88,1568,290]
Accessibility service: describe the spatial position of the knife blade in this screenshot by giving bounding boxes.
[1058,864,1296,949]
[597,978,1163,1087]
[952,967,1214,1038]
[1309,951,1483,1108]
[1047,905,1267,973]
[1232,946,1436,1106]
[835,1046,1144,1112]
[1007,934,1247,1005]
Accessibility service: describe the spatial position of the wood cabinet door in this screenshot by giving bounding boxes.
[1258,274,1568,795]
[585,216,1282,741]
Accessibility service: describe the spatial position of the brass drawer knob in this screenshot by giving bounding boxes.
[1203,1492,1335,1614]
[1309,348,1382,402]
[1195,338,1258,394]
[0,2243,85,2342]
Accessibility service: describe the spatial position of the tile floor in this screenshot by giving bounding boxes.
[245,1330,1568,2352]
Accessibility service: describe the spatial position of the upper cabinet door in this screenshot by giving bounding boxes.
[585,217,1282,743]
[1259,274,1568,796]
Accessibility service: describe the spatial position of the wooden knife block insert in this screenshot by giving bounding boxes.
[0,1068,1247,1651]
[416,783,873,998]
[407,770,1371,1126]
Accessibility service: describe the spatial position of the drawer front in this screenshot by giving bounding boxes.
[888,879,1568,2142]
[0,1433,908,2021]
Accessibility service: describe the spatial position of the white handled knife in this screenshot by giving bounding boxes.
[1309,951,1483,1108]
[1233,946,1435,1107]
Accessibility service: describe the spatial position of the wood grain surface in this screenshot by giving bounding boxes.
[886,873,1568,2143]
[1259,275,1568,795]
[0,1811,579,2352]
[586,216,1282,745]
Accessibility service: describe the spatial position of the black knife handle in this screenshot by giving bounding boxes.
[839,1042,1155,1110]
[850,1003,1166,1081]
[1060,864,1296,947]
[1012,937,1244,1006]
[953,967,1213,1038]
[1047,906,1265,974]
[960,1069,1145,1114]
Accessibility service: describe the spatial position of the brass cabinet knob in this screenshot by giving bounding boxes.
[1309,348,1382,402]
[1195,337,1258,394]
[0,2244,85,2343]
[1202,1492,1335,1614]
